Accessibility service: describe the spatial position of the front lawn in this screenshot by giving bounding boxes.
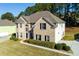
[63,36,74,41]
[0,40,67,56]
[63,27,79,41]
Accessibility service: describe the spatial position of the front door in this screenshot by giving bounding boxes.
[29,29,33,39]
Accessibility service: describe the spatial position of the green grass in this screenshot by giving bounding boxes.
[63,36,74,41]
[0,40,67,56]
[63,27,79,41]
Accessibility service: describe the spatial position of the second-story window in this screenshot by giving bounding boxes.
[26,24,28,31]
[26,24,28,26]
[40,23,46,30]
[16,23,18,28]
[20,23,22,28]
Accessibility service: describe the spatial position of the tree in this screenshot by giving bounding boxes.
[17,3,79,27]
[24,3,57,15]
[17,11,25,19]
[1,12,15,22]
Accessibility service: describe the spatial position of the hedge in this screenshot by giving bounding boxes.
[61,43,66,48]
[24,39,71,51]
[10,33,18,41]
[10,37,19,41]
[54,44,63,50]
[24,39,55,49]
[74,33,79,40]
[63,46,71,51]
[55,43,71,51]
[12,33,16,37]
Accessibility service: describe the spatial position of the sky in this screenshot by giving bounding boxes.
[0,3,35,17]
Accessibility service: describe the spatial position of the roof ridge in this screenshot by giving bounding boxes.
[29,11,49,16]
[16,11,65,24]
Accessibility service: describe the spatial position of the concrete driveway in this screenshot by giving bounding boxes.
[59,40,79,56]
[0,35,11,42]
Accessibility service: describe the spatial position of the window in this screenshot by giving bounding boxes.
[45,35,50,41]
[20,23,22,28]
[40,23,46,30]
[20,33,22,37]
[36,35,37,40]
[39,35,41,40]
[26,24,28,26]
[16,23,18,28]
[26,33,28,38]
[36,34,41,40]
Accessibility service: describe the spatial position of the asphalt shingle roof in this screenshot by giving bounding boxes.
[22,11,65,24]
[0,19,15,26]
[15,11,65,28]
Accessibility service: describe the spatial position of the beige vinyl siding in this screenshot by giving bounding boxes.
[34,18,55,42]
[16,22,27,40]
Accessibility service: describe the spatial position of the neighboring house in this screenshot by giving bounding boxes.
[15,11,65,43]
[0,19,16,37]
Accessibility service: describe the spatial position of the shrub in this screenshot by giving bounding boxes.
[63,46,71,51]
[61,43,66,48]
[10,36,18,41]
[54,43,71,51]
[14,38,19,41]
[10,33,18,41]
[54,44,63,50]
[12,33,16,37]
[24,39,55,49]
[74,33,79,40]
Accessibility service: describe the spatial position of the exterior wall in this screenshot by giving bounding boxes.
[16,18,34,40]
[16,17,65,43]
[0,26,16,37]
[34,18,55,42]
[16,23,26,39]
[26,24,31,39]
[16,17,29,40]
[55,23,65,43]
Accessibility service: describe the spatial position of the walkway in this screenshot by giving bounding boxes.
[59,40,79,56]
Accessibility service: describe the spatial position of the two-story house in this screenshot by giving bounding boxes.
[15,11,65,43]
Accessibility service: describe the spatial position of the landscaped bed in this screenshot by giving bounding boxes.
[24,39,71,52]
[5,33,71,56]
[24,39,55,49]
